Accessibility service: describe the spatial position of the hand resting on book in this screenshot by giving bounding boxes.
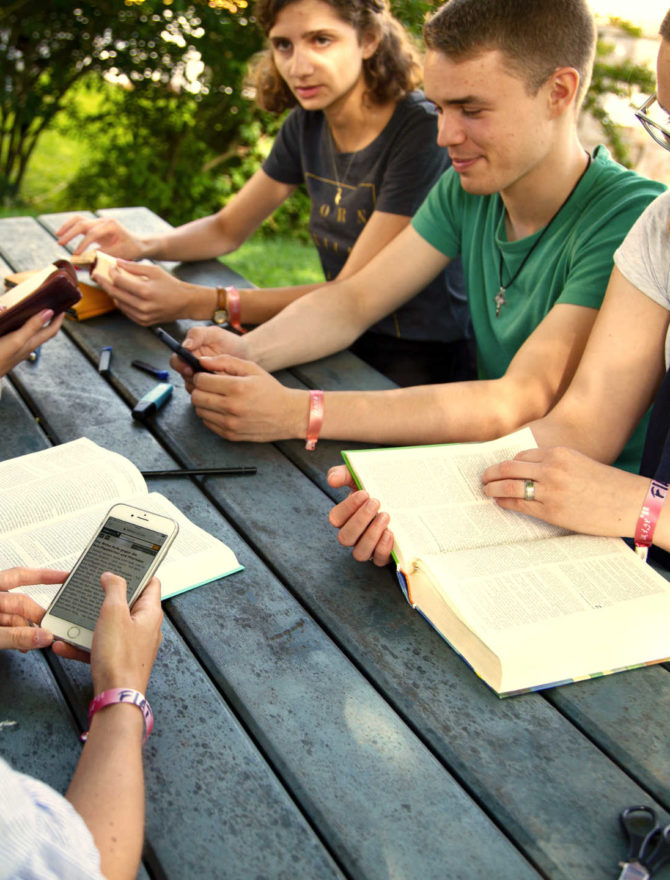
[327,465,395,566]
[481,445,648,538]
[0,309,64,378]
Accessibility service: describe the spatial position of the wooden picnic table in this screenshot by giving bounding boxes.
[0,207,669,880]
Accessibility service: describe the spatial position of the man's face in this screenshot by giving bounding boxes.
[423,48,555,197]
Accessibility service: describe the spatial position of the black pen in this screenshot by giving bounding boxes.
[141,466,257,478]
[132,359,170,381]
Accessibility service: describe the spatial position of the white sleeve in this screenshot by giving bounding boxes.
[614,188,670,310]
[0,757,104,880]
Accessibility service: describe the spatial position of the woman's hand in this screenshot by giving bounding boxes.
[327,466,395,566]
[90,573,163,695]
[0,567,68,652]
[0,310,64,378]
[56,215,145,260]
[481,446,649,537]
[92,260,201,326]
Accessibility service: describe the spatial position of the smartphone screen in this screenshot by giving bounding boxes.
[49,515,171,631]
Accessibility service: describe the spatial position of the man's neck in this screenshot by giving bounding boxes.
[501,141,591,242]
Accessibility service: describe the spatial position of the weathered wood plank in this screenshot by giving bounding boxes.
[28,207,670,878]
[5,313,537,877]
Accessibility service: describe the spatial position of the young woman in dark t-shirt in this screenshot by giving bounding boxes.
[58,0,474,385]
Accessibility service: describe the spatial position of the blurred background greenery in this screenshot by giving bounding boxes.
[0,1,655,286]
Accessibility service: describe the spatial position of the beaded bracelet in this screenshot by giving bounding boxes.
[634,479,669,561]
[80,688,154,745]
[305,390,324,451]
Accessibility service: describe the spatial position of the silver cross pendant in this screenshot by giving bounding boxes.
[494,286,506,318]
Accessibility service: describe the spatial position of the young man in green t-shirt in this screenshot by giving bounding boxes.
[170,2,662,476]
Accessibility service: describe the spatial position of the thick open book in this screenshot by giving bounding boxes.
[343,428,670,696]
[0,438,242,606]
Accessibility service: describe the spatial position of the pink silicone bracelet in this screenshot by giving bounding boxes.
[226,287,246,334]
[634,479,669,560]
[81,688,154,744]
[305,390,324,451]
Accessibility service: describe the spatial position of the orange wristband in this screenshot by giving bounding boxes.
[225,287,246,334]
[305,390,324,451]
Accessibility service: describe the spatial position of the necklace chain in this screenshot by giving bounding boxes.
[326,124,359,206]
[495,153,592,318]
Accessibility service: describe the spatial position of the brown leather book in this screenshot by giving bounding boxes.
[0,260,81,337]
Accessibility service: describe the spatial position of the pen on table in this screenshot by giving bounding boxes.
[141,466,257,478]
[98,345,112,375]
[132,359,170,381]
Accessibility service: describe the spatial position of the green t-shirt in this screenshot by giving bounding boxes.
[412,145,666,472]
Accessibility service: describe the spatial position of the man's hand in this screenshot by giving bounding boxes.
[0,567,68,652]
[92,260,194,326]
[90,573,163,695]
[327,466,395,566]
[56,215,144,260]
[170,325,250,391]
[188,354,308,442]
[0,310,64,378]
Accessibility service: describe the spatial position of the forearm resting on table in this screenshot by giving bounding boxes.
[141,214,244,263]
[317,376,549,446]
[66,705,146,880]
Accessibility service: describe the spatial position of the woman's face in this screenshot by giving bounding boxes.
[268,0,379,114]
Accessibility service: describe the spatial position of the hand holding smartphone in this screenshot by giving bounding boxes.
[156,327,214,374]
[41,503,178,651]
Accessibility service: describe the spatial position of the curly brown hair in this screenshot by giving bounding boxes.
[248,0,422,113]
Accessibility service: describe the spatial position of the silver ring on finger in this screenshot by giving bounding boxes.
[523,479,535,502]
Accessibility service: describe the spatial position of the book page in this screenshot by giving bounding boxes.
[7,491,242,604]
[0,438,147,533]
[1,439,242,603]
[0,265,54,309]
[416,535,670,692]
[344,428,562,564]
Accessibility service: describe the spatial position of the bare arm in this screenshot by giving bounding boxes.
[65,574,163,880]
[237,210,412,324]
[529,268,669,461]
[242,224,449,371]
[57,169,294,261]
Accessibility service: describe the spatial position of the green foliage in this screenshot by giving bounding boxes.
[0,0,261,201]
[583,31,656,167]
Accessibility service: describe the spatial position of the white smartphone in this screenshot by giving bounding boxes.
[42,503,178,651]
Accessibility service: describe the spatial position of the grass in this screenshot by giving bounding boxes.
[5,88,323,287]
[223,232,323,288]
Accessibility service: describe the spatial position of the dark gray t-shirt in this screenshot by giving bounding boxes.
[263,91,470,343]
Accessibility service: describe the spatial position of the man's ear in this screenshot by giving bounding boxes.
[545,66,581,118]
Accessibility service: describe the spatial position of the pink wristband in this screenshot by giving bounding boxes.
[81,688,154,744]
[226,287,246,334]
[634,479,669,560]
[305,390,324,451]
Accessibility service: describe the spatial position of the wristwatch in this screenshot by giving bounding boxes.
[212,286,229,325]
[212,286,245,333]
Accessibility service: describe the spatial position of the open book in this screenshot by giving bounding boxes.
[0,438,242,606]
[343,428,670,696]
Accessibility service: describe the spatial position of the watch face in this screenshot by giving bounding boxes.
[212,309,229,325]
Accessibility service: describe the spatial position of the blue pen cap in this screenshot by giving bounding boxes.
[132,382,173,420]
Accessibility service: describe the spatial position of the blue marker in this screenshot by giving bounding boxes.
[132,382,173,421]
[98,345,112,375]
